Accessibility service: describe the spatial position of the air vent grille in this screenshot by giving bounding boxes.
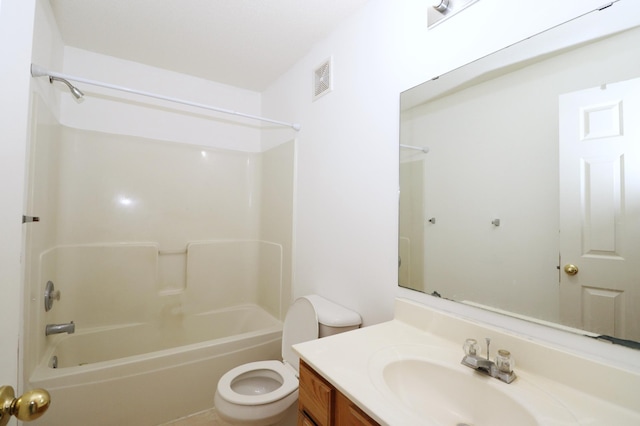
[313,58,332,100]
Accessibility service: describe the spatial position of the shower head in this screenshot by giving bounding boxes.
[49,76,84,99]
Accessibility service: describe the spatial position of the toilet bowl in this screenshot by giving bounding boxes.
[214,295,361,426]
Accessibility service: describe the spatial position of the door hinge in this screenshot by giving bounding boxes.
[22,215,40,223]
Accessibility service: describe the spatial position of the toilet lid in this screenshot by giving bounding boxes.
[282,297,318,372]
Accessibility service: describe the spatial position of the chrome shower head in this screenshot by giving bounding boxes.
[49,76,84,99]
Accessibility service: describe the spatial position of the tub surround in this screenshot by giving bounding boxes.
[25,120,295,380]
[293,298,640,425]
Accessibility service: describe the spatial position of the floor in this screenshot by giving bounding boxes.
[160,409,223,426]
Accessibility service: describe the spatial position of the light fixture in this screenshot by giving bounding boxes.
[432,0,449,13]
[428,0,479,29]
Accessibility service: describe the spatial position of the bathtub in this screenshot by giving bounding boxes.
[29,304,283,426]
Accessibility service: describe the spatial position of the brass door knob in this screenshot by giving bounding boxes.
[0,386,50,426]
[564,264,579,276]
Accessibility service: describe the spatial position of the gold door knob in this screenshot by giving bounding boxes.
[0,386,50,426]
[564,264,579,276]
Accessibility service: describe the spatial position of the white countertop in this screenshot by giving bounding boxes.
[293,298,640,426]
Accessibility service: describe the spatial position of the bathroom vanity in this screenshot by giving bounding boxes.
[293,298,640,425]
[298,359,378,426]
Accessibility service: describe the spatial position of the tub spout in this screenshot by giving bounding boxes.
[45,321,75,336]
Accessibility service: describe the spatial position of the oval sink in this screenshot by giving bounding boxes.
[369,344,577,425]
[383,358,536,425]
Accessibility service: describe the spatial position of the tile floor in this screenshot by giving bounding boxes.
[160,409,223,426]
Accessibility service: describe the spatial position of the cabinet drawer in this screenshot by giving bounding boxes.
[299,360,333,426]
[336,391,378,426]
[298,411,317,426]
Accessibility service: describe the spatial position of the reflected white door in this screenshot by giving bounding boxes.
[399,160,425,291]
[559,77,640,341]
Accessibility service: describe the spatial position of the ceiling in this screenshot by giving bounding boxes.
[49,0,369,92]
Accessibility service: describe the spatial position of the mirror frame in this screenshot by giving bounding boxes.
[397,0,640,369]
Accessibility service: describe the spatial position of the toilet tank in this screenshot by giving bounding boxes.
[302,295,362,337]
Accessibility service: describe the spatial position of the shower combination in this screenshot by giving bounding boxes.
[48,75,84,99]
[31,64,83,99]
[29,64,301,130]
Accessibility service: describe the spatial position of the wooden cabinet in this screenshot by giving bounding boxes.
[298,359,333,425]
[298,360,379,426]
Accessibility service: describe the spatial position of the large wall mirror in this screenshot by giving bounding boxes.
[399,2,640,347]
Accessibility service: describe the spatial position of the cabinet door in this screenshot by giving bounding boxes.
[298,361,333,426]
[335,391,378,426]
[298,411,317,426]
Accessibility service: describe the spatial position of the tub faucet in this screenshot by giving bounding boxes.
[45,321,75,336]
[461,337,516,384]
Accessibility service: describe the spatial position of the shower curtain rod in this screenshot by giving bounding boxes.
[30,64,301,131]
[400,144,429,153]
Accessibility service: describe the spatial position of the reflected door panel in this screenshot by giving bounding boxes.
[559,77,640,341]
[399,159,425,291]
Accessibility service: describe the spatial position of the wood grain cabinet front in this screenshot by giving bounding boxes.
[297,360,379,426]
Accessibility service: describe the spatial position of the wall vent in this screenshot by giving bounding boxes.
[313,57,333,101]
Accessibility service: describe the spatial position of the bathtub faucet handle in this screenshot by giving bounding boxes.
[44,281,60,312]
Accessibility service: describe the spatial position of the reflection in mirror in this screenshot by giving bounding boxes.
[399,4,640,347]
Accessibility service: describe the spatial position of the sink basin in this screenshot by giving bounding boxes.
[369,344,577,425]
[383,358,537,425]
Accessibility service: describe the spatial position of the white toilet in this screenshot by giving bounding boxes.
[214,295,362,426]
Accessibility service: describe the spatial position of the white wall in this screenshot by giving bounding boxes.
[0,0,37,399]
[262,0,618,325]
[59,47,267,152]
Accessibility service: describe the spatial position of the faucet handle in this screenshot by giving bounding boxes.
[496,349,514,374]
[44,281,60,312]
[463,338,478,356]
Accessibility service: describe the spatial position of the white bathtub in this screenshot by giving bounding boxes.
[29,304,282,426]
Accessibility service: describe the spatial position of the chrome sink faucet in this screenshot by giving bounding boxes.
[461,337,516,384]
[45,321,75,336]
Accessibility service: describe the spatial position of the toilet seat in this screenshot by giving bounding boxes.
[215,297,320,426]
[216,298,318,407]
[216,360,298,405]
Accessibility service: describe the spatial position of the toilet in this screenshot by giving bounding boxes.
[214,295,362,426]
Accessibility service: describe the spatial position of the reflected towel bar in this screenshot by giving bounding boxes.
[400,144,429,153]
